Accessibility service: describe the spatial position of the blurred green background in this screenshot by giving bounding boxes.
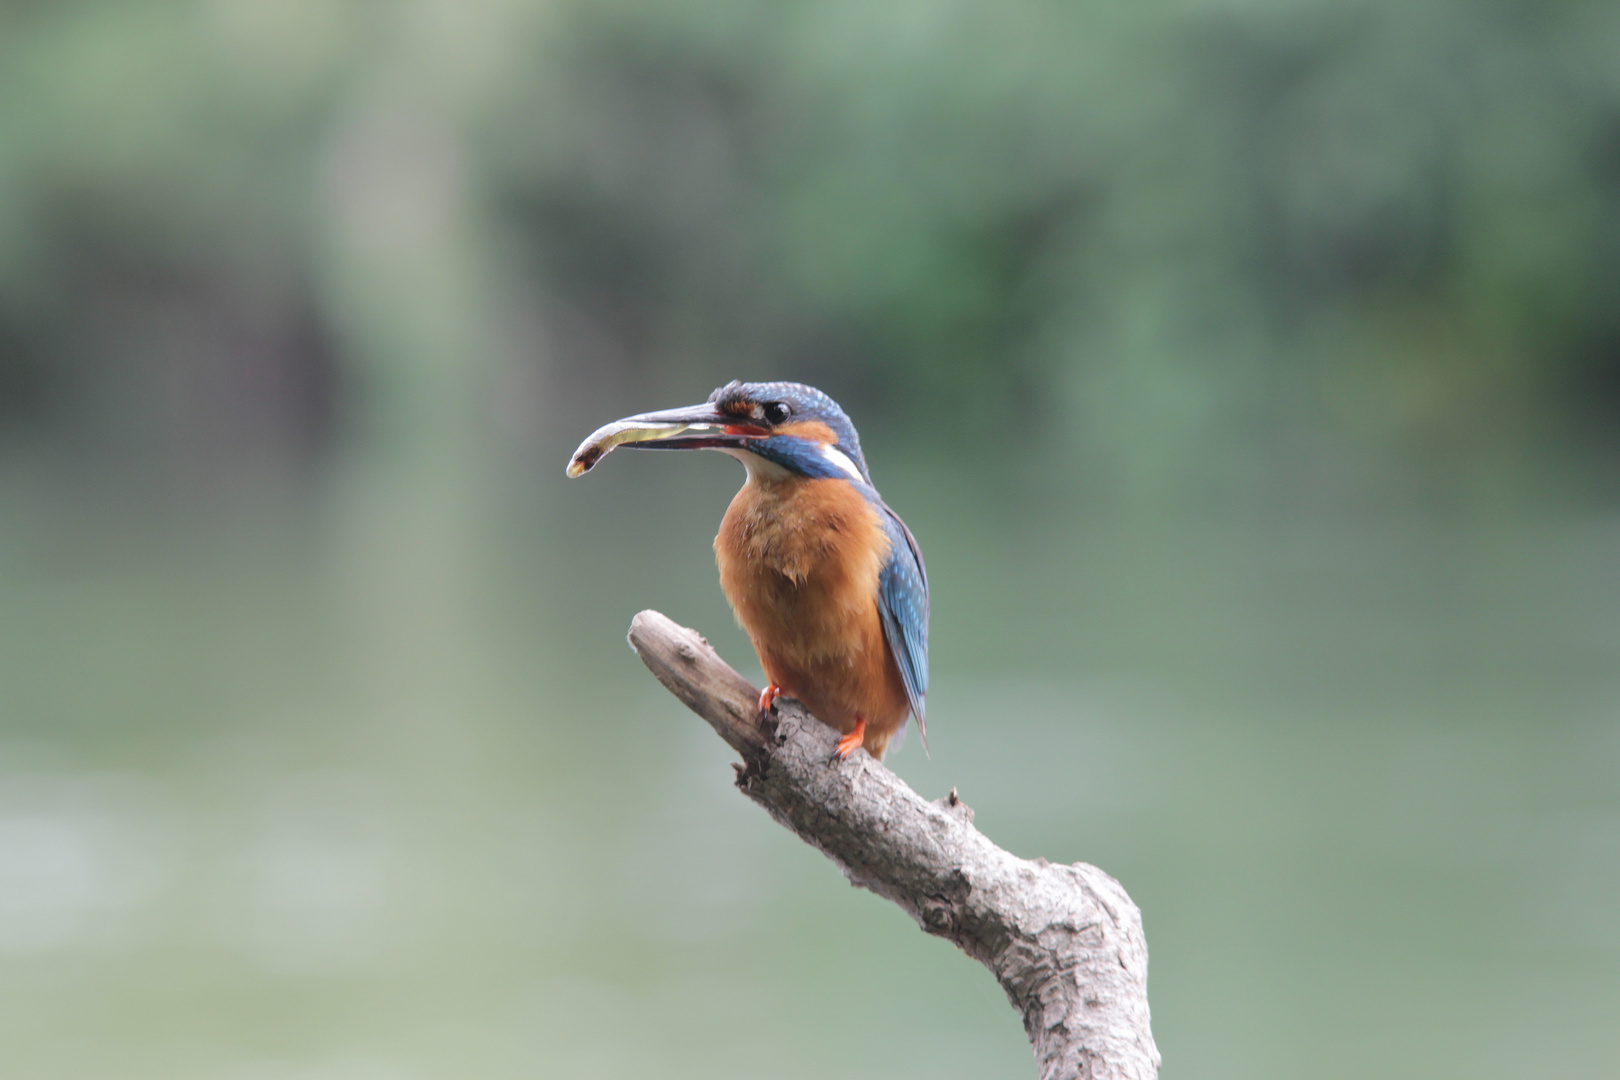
[3,1,1620,1077]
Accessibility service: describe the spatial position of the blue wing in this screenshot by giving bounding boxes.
[876,502,930,750]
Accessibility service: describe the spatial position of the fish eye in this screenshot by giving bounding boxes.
[763,401,792,425]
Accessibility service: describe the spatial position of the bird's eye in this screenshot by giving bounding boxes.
[763,402,792,425]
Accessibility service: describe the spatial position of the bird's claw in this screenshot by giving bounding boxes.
[832,717,867,762]
[757,684,783,719]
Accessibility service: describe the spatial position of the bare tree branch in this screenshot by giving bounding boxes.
[627,610,1160,1080]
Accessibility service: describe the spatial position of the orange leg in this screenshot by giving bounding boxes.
[833,716,867,761]
[757,683,783,719]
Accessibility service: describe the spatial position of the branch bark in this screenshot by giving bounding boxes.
[627,610,1160,1080]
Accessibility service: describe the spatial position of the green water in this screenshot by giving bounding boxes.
[1,449,1617,1079]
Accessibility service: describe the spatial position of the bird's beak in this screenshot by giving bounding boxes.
[566,403,770,478]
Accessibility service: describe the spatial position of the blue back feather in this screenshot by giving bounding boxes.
[874,497,929,747]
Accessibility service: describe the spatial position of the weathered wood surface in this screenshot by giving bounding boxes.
[627,609,1160,1080]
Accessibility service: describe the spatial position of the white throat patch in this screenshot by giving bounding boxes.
[721,447,792,483]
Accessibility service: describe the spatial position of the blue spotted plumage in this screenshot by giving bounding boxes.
[876,500,929,744]
[566,379,931,759]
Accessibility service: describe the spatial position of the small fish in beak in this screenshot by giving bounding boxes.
[566,418,697,477]
[565,402,770,478]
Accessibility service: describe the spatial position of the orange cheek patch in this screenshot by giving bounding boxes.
[775,420,838,444]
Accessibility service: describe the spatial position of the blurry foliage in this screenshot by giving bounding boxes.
[1,0,1618,498]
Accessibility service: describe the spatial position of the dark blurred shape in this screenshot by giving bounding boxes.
[0,228,340,466]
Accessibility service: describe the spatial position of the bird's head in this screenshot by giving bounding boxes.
[567,380,872,485]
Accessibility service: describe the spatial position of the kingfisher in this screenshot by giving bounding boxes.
[566,380,928,760]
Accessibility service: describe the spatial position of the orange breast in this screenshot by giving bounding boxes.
[714,476,913,758]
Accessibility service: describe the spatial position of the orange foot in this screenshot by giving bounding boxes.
[757,684,783,719]
[833,717,868,761]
